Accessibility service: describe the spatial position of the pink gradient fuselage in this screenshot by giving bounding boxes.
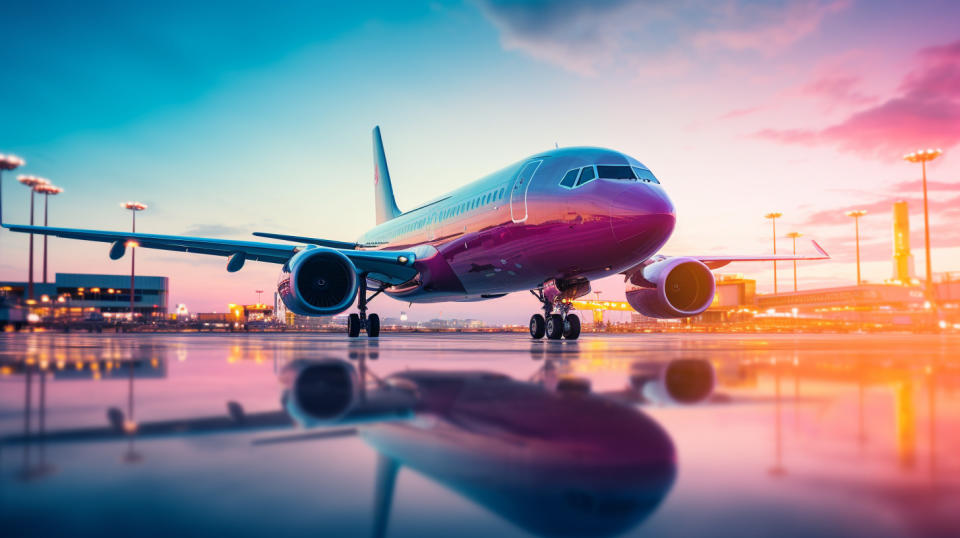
[357,147,676,302]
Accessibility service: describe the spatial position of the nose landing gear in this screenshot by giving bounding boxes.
[529,289,581,340]
[349,275,385,338]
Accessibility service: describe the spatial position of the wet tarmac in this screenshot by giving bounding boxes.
[1,332,958,537]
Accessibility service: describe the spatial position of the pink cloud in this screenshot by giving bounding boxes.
[755,38,960,157]
[718,106,762,120]
[892,179,960,192]
[800,194,960,227]
[801,74,877,106]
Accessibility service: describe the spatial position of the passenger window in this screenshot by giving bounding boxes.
[632,167,660,184]
[576,166,596,186]
[559,169,579,188]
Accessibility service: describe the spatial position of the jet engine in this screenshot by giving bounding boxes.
[625,257,715,318]
[280,359,417,427]
[630,359,715,405]
[277,247,359,316]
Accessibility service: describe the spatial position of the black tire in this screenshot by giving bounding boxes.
[529,314,546,339]
[347,313,361,337]
[366,313,380,337]
[563,314,581,340]
[546,314,564,340]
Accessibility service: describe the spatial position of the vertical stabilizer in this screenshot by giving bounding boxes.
[373,126,402,225]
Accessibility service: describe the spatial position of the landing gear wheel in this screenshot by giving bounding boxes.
[546,314,564,340]
[347,313,361,338]
[530,314,546,339]
[563,314,581,340]
[366,313,380,337]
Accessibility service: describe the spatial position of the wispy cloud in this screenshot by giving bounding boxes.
[475,0,849,76]
[692,0,850,53]
[180,224,248,237]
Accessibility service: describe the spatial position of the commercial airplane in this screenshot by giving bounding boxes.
[3,127,828,339]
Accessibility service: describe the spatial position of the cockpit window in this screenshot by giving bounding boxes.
[559,168,579,188]
[632,166,660,184]
[576,166,596,186]
[596,165,636,180]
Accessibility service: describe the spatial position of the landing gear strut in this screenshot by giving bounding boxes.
[349,275,385,338]
[529,289,581,340]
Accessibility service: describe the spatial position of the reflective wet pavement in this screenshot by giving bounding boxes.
[1,333,958,537]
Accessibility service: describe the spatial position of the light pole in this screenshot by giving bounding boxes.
[903,148,943,302]
[0,153,25,238]
[36,184,63,283]
[256,289,264,305]
[786,232,802,292]
[846,210,867,286]
[765,212,782,294]
[18,175,50,300]
[123,202,147,321]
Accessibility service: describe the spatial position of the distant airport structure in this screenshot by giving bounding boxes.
[0,273,168,319]
[892,200,916,283]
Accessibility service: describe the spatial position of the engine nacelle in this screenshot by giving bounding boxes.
[630,359,715,405]
[277,247,359,316]
[280,359,416,427]
[625,257,715,318]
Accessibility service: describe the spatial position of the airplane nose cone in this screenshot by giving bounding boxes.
[609,184,675,253]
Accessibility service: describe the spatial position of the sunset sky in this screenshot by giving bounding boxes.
[1,0,959,323]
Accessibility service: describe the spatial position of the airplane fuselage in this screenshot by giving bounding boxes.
[357,147,676,302]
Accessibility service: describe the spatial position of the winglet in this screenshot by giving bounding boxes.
[811,240,829,258]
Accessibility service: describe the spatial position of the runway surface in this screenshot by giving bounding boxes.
[1,332,958,537]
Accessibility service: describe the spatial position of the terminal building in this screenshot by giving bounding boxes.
[0,273,169,319]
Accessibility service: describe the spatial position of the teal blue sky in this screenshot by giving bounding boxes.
[2,1,960,321]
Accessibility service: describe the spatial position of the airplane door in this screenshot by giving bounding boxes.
[427,212,437,241]
[509,160,542,223]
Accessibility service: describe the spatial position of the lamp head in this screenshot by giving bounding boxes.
[0,154,25,171]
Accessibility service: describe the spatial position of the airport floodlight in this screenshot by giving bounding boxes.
[846,210,867,286]
[902,148,942,163]
[18,175,51,300]
[0,155,26,255]
[37,184,63,283]
[903,148,944,310]
[786,232,803,292]
[18,174,49,188]
[123,201,148,320]
[764,212,783,294]
[0,153,25,170]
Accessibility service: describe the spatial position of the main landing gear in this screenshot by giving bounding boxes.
[529,290,581,340]
[348,276,386,338]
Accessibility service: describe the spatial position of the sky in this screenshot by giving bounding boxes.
[1,0,959,323]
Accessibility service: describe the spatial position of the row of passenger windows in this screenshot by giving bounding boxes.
[372,187,508,241]
[559,165,660,189]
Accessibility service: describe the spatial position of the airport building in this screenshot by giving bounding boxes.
[0,273,169,318]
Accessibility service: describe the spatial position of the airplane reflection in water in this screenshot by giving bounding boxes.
[0,353,723,537]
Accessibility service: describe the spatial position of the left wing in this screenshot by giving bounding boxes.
[3,224,417,285]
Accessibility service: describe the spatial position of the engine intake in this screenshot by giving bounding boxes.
[625,257,715,318]
[277,247,359,316]
[281,359,417,427]
[630,359,715,405]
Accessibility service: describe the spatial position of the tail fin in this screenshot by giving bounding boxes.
[373,126,401,225]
